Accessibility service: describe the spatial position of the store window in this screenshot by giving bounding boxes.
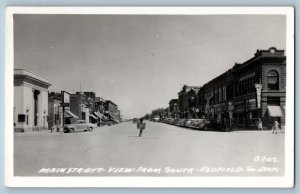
[267,70,279,90]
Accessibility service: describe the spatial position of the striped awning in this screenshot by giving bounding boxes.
[94,111,107,119]
[65,110,79,119]
[267,106,283,117]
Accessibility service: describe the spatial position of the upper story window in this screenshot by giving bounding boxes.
[267,70,279,90]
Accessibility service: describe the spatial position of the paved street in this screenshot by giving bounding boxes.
[14,121,285,176]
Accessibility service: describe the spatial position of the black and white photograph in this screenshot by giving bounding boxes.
[4,7,294,187]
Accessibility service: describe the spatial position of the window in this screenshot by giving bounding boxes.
[18,114,26,122]
[267,70,279,90]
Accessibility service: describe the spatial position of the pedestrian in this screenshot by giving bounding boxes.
[137,118,146,137]
[272,119,280,134]
[257,118,263,131]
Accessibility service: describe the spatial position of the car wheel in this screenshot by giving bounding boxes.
[89,127,93,131]
[70,128,74,133]
[203,126,208,131]
[63,129,69,133]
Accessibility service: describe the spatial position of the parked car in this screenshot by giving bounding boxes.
[103,119,118,126]
[194,119,212,130]
[64,120,94,133]
[183,119,193,128]
[152,117,160,122]
[168,118,175,125]
[132,118,139,123]
[177,119,188,127]
[173,119,180,126]
[187,119,203,128]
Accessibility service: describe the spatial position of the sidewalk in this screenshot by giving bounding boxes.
[231,127,285,133]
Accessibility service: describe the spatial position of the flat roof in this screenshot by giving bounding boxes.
[14,69,51,84]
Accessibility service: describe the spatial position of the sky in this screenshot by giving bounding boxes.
[14,14,286,119]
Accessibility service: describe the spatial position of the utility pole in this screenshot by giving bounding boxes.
[61,91,65,134]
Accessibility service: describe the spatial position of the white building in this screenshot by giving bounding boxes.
[14,69,51,132]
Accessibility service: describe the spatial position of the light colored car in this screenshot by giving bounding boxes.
[64,120,95,133]
[153,117,160,122]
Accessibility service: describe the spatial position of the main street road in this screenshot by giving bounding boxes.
[14,121,285,176]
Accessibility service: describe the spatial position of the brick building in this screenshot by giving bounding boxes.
[169,99,179,118]
[174,47,286,129]
[200,47,286,129]
[105,100,120,122]
[231,47,286,128]
[178,85,200,119]
[70,93,89,122]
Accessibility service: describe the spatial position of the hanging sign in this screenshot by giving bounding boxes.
[255,84,262,108]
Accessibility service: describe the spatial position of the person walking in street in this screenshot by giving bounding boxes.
[272,119,280,134]
[137,118,146,137]
[258,118,263,131]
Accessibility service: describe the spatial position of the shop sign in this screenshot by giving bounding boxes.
[62,91,70,107]
[255,84,262,108]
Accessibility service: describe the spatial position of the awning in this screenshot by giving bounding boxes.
[65,110,79,119]
[94,111,105,118]
[89,114,97,120]
[267,106,283,117]
[94,112,106,119]
[112,118,119,123]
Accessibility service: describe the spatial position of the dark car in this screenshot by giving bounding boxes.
[177,119,187,127]
[132,118,139,123]
[195,119,212,130]
[103,119,118,126]
[195,119,228,131]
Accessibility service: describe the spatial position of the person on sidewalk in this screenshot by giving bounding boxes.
[272,119,280,134]
[137,118,146,137]
[258,118,263,131]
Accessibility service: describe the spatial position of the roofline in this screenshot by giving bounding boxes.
[14,69,50,83]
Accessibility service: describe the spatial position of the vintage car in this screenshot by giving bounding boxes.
[152,116,160,122]
[192,119,211,130]
[177,119,188,127]
[64,120,95,133]
[103,119,118,126]
[132,118,139,123]
[187,119,203,129]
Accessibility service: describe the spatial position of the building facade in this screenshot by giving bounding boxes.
[178,85,200,119]
[70,93,89,122]
[200,47,286,129]
[14,69,51,132]
[48,92,63,131]
[105,100,120,121]
[231,47,286,128]
[169,99,179,118]
[174,48,286,129]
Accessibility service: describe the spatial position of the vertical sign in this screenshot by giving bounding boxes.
[255,84,262,108]
[63,91,70,107]
[61,91,70,129]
